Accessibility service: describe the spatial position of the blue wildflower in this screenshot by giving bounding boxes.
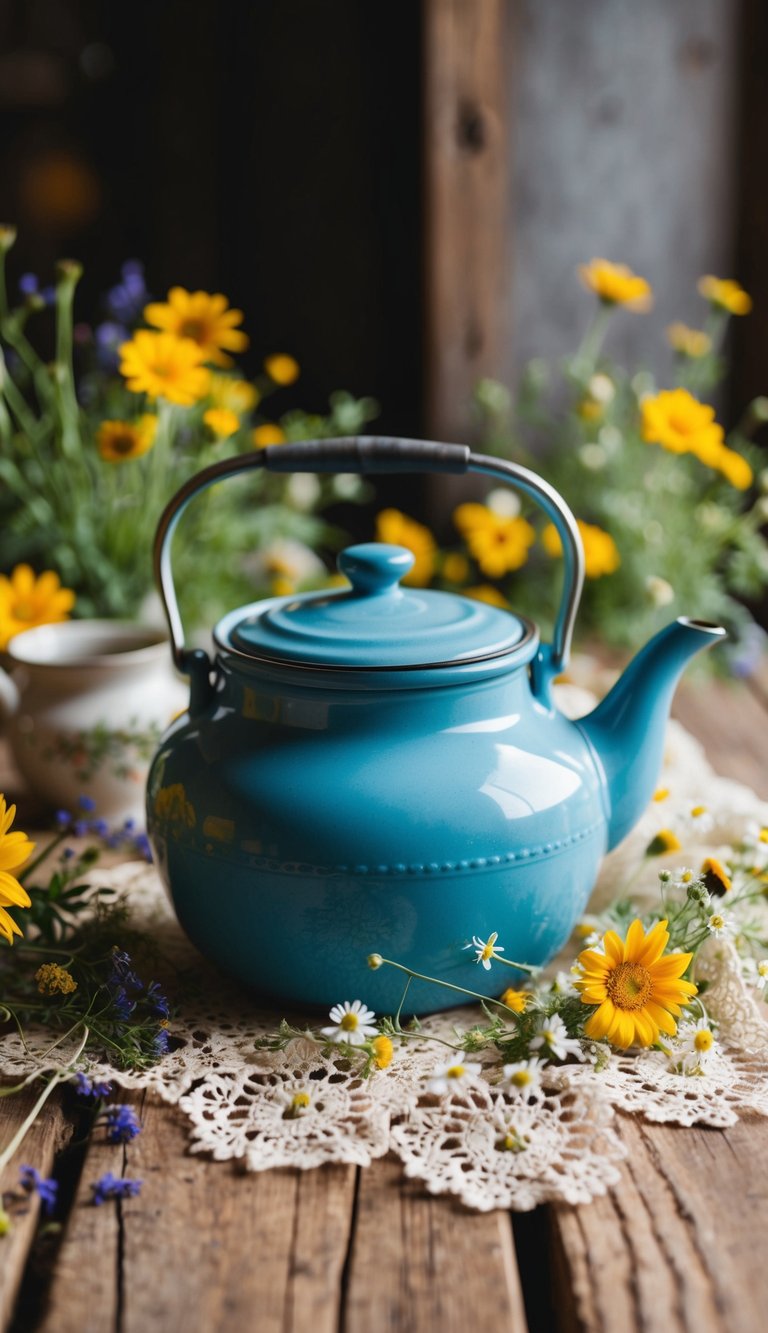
[105,260,147,324]
[55,810,71,829]
[146,982,170,1019]
[95,320,129,371]
[78,795,97,812]
[123,818,136,832]
[91,818,110,838]
[153,1028,170,1057]
[19,1165,58,1215]
[62,847,75,860]
[73,820,90,839]
[109,949,143,991]
[134,833,153,863]
[73,1073,113,1100]
[104,1105,141,1144]
[90,1173,142,1206]
[110,986,137,1020]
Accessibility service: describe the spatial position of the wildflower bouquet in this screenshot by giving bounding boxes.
[0,228,376,639]
[383,262,768,673]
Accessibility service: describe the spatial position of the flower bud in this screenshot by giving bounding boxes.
[367,953,383,970]
[0,225,17,252]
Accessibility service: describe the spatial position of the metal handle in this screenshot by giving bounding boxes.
[153,435,584,680]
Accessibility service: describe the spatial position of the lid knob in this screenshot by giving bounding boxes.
[337,543,415,596]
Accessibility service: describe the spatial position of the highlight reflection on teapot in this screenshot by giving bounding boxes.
[146,437,725,1014]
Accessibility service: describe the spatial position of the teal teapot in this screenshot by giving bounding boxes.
[147,437,725,1014]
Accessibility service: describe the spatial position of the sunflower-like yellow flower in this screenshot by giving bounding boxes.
[375,509,436,586]
[454,503,535,578]
[542,520,620,579]
[264,354,300,386]
[97,415,157,463]
[500,987,531,1014]
[578,259,652,310]
[666,322,712,359]
[144,287,249,367]
[0,565,75,650]
[698,275,752,316]
[252,423,287,448]
[645,828,681,856]
[442,552,470,585]
[0,796,34,944]
[641,387,724,466]
[119,331,211,406]
[574,918,697,1049]
[203,407,240,439]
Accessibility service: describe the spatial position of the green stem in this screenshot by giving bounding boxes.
[573,306,614,377]
[19,830,72,884]
[0,1027,88,1177]
[376,956,533,1016]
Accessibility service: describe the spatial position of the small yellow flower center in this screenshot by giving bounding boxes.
[340,1013,359,1032]
[691,805,707,818]
[681,870,694,884]
[291,1092,310,1110]
[758,962,768,978]
[446,1064,465,1079]
[710,915,725,931]
[481,941,495,961]
[510,1070,532,1088]
[759,829,768,844]
[694,1030,714,1053]
[605,961,653,1012]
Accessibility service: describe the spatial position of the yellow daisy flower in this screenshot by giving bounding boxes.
[574,918,697,1049]
[465,585,510,609]
[209,375,259,414]
[717,447,753,491]
[371,1035,394,1069]
[252,423,287,448]
[0,565,75,650]
[119,331,211,406]
[542,520,620,579]
[701,857,732,897]
[698,275,752,316]
[500,987,531,1014]
[0,795,34,945]
[203,407,240,439]
[666,323,712,358]
[144,287,249,367]
[454,503,535,578]
[578,259,652,310]
[641,388,724,466]
[645,829,681,856]
[264,354,300,386]
[97,415,158,463]
[442,552,470,584]
[375,509,436,586]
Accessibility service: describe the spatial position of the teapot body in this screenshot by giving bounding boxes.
[147,655,608,1014]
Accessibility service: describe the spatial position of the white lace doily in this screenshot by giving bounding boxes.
[3,704,768,1213]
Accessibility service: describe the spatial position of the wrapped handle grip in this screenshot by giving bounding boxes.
[154,436,584,686]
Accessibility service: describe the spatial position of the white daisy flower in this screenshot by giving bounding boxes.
[756,960,768,991]
[681,803,714,835]
[706,911,734,937]
[670,1017,719,1074]
[550,971,578,997]
[464,931,504,971]
[671,866,701,889]
[425,1060,483,1095]
[529,1013,584,1062]
[500,1057,547,1095]
[321,1000,378,1046]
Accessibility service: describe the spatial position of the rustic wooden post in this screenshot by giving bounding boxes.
[422,0,512,455]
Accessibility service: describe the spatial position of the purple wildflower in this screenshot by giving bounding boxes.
[19,1165,58,1215]
[55,810,71,829]
[104,1104,141,1144]
[90,1173,142,1206]
[110,986,137,1020]
[95,320,128,371]
[105,260,147,324]
[73,1073,113,1100]
[73,820,90,839]
[134,833,153,863]
[109,949,143,991]
[62,847,75,860]
[78,795,97,812]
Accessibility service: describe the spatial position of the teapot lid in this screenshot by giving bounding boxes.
[218,543,534,671]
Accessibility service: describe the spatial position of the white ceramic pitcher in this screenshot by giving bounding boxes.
[0,620,188,823]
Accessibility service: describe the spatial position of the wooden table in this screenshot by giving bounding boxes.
[2,677,768,1333]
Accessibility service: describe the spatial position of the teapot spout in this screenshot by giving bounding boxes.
[577,618,726,851]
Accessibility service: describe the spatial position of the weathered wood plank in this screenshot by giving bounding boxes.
[423,0,511,446]
[0,1088,69,1332]
[673,678,768,799]
[345,1153,529,1330]
[42,1092,357,1333]
[551,1113,768,1333]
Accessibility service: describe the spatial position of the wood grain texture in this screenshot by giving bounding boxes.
[345,1154,528,1331]
[41,1093,357,1333]
[423,0,511,445]
[0,1090,69,1331]
[551,1114,768,1333]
